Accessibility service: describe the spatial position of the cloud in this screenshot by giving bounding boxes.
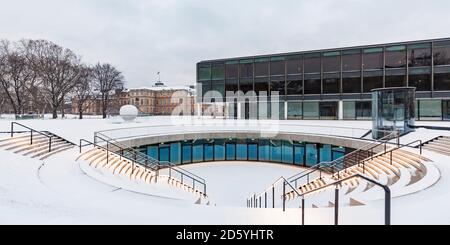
[1,0,450,88]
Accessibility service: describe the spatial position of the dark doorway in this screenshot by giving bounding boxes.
[444,100,450,121]
[320,101,339,120]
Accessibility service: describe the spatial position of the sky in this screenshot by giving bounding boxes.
[1,0,450,88]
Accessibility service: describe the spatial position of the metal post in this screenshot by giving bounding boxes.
[302,198,305,225]
[11,123,13,138]
[106,142,109,164]
[283,182,286,212]
[272,186,275,208]
[49,137,52,152]
[385,189,391,226]
[259,196,262,208]
[390,151,393,165]
[335,187,339,226]
[31,130,33,145]
[265,192,267,208]
[254,194,257,209]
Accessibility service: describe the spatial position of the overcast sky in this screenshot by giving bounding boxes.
[1,0,450,88]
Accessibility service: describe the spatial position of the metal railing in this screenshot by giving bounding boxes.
[248,174,391,226]
[11,122,54,152]
[80,132,207,196]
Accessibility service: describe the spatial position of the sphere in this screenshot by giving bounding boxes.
[120,105,139,122]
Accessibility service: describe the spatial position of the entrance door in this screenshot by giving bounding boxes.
[444,100,450,121]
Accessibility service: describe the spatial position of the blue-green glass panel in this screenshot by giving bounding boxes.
[214,140,225,161]
[259,140,270,161]
[192,142,204,163]
[159,145,170,162]
[248,144,258,161]
[282,141,294,164]
[204,144,214,162]
[147,145,158,160]
[306,144,318,166]
[226,144,236,160]
[320,144,332,162]
[236,143,248,160]
[170,143,181,164]
[294,145,305,165]
[270,140,282,162]
[182,144,192,164]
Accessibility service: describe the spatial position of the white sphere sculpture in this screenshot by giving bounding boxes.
[120,105,139,122]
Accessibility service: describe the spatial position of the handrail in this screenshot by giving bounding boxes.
[42,131,77,146]
[92,132,207,195]
[288,131,398,188]
[248,174,391,226]
[11,122,53,152]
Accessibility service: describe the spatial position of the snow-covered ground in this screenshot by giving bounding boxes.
[1,116,450,224]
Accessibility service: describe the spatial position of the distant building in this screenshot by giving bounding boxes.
[71,82,196,116]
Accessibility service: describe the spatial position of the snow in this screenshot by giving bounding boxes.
[1,116,450,224]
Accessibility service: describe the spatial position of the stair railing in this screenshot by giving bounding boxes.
[11,122,53,152]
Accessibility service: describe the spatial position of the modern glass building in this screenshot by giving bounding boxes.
[197,38,450,121]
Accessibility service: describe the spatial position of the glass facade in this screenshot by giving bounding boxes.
[198,38,450,121]
[138,138,355,167]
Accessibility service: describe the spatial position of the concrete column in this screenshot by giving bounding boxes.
[237,102,242,120]
[338,100,344,120]
[285,101,288,120]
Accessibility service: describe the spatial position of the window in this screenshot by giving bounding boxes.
[434,41,450,66]
[287,102,302,119]
[159,145,170,162]
[286,76,303,95]
[287,55,303,74]
[342,50,362,71]
[201,143,213,162]
[226,61,239,79]
[147,145,158,160]
[322,73,340,94]
[343,72,361,93]
[408,43,431,67]
[363,70,383,93]
[385,69,406,87]
[170,142,181,164]
[212,139,225,161]
[418,100,442,120]
[304,74,321,94]
[225,79,238,94]
[304,53,321,73]
[270,57,285,76]
[211,63,225,80]
[343,101,356,119]
[409,68,431,91]
[198,64,211,81]
[226,140,236,160]
[248,142,258,161]
[294,143,305,165]
[319,144,332,162]
[385,45,407,68]
[236,140,248,160]
[254,78,269,95]
[303,102,319,119]
[320,101,338,120]
[356,101,372,119]
[282,141,294,164]
[211,80,225,98]
[270,77,285,95]
[258,139,270,162]
[182,141,192,164]
[240,60,253,78]
[363,48,383,70]
[239,79,253,93]
[254,58,269,77]
[270,140,282,162]
[434,67,450,91]
[305,144,318,166]
[323,51,341,72]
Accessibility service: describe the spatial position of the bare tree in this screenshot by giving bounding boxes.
[28,40,81,119]
[0,40,35,116]
[73,66,94,119]
[93,63,124,118]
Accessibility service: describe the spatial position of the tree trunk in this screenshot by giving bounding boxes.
[52,108,58,119]
[79,110,83,120]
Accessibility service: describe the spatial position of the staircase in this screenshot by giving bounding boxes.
[0,127,76,161]
[284,148,430,206]
[422,136,450,156]
[77,144,208,199]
